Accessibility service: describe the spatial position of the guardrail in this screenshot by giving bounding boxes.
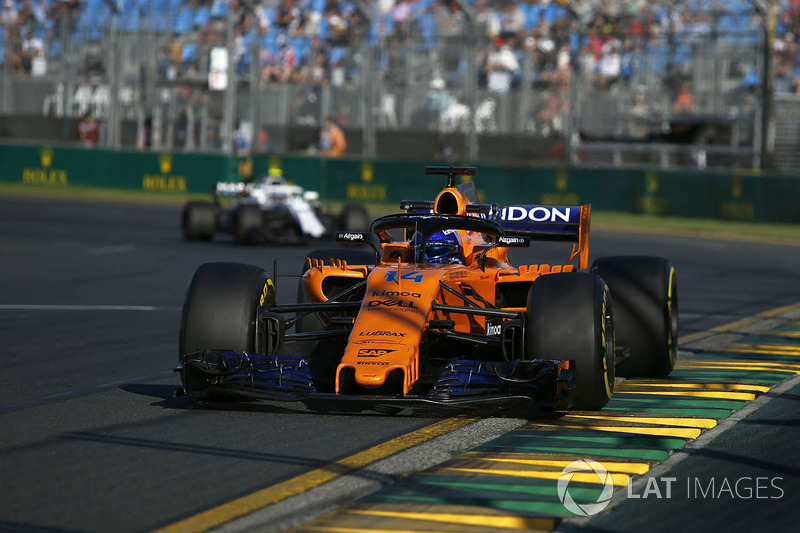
[1,142,798,224]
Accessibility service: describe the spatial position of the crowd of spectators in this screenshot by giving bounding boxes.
[3,0,800,100]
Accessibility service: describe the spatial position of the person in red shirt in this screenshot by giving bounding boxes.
[78,111,99,147]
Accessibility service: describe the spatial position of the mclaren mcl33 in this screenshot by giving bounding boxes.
[177,166,677,413]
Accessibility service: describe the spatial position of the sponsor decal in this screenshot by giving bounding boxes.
[486,324,502,337]
[501,206,573,223]
[347,183,386,201]
[23,146,69,187]
[351,339,403,345]
[357,361,390,365]
[448,271,468,280]
[142,153,187,193]
[558,460,614,516]
[367,299,418,311]
[385,271,424,283]
[336,232,367,243]
[357,348,396,357]
[372,289,421,298]
[359,331,406,337]
[497,235,530,247]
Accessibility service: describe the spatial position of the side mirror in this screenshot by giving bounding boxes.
[303,191,320,202]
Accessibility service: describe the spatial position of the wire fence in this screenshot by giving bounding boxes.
[0,2,788,171]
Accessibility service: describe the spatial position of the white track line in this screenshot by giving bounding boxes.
[0,370,176,414]
[0,304,178,311]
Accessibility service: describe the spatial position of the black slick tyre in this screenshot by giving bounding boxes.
[591,256,677,378]
[234,204,263,245]
[339,205,370,232]
[178,262,274,392]
[526,272,615,411]
[181,202,216,241]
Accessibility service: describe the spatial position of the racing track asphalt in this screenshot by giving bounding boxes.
[0,194,799,532]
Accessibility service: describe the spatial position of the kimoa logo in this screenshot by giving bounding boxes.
[372,290,421,298]
[557,460,615,516]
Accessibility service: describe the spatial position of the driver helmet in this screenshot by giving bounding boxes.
[414,230,464,264]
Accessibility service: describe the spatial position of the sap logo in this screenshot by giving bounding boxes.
[385,271,424,283]
[368,299,418,309]
[357,348,396,357]
[372,290,421,298]
[501,206,572,223]
[359,331,406,337]
[486,324,502,336]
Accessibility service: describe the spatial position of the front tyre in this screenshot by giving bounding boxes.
[591,256,677,378]
[178,262,274,392]
[526,272,615,411]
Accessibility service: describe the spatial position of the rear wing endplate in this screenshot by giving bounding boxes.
[498,204,591,270]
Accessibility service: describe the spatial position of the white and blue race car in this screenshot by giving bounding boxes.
[182,175,370,244]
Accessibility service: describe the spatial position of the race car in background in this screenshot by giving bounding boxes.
[176,166,678,413]
[181,174,370,244]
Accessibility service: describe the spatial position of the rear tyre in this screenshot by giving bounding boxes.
[591,256,677,378]
[179,262,274,392]
[526,272,615,411]
[181,202,216,241]
[234,204,263,245]
[339,205,370,232]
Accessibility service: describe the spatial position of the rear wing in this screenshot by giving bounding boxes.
[498,204,591,270]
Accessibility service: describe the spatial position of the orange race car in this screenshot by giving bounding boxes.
[177,166,677,412]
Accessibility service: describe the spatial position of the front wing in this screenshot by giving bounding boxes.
[176,351,576,410]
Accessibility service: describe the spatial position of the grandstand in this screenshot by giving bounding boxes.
[1,0,799,169]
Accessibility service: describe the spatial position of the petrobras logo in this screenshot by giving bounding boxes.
[500,206,574,223]
[372,289,421,299]
[357,348,396,357]
[359,331,406,337]
[335,231,367,243]
[497,235,530,247]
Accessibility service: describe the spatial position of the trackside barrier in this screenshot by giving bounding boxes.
[1,143,798,224]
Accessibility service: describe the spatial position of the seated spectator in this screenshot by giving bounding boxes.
[262,38,297,83]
